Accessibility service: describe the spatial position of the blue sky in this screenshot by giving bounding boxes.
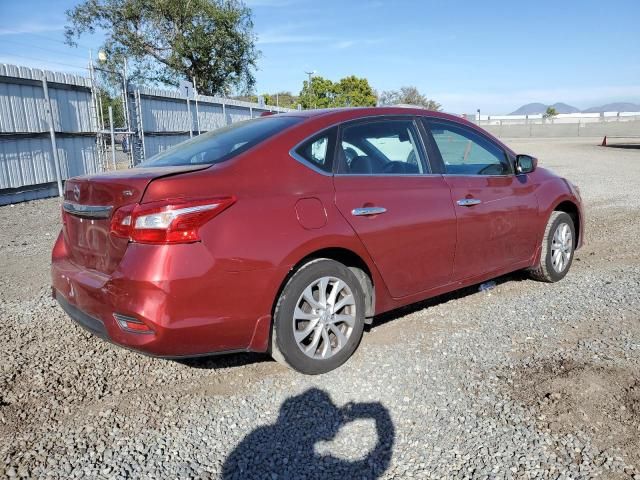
[1,0,639,113]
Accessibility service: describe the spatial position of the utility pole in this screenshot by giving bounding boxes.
[304,70,316,108]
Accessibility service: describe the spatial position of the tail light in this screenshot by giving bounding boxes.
[110,197,235,244]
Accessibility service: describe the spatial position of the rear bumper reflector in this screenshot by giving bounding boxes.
[113,313,154,334]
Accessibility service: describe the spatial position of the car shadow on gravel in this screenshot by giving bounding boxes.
[174,352,272,370]
[178,273,530,370]
[369,271,530,330]
[221,388,395,479]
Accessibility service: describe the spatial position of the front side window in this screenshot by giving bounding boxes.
[141,116,301,167]
[428,121,511,175]
[338,119,426,175]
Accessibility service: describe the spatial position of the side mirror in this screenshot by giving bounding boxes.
[515,154,537,174]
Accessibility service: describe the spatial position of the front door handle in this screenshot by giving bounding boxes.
[352,206,387,216]
[457,198,482,207]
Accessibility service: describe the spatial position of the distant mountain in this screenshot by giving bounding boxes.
[549,102,581,114]
[509,101,640,115]
[509,103,548,115]
[509,102,580,115]
[582,102,640,113]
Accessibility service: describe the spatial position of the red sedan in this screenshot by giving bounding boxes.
[52,107,584,374]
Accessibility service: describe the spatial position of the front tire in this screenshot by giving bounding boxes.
[271,259,366,375]
[529,211,576,282]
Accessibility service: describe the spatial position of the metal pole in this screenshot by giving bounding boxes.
[122,59,134,167]
[186,97,193,138]
[192,76,201,135]
[97,93,106,171]
[136,89,146,163]
[109,106,117,170]
[222,100,227,125]
[42,77,64,197]
[88,51,103,172]
[122,59,130,129]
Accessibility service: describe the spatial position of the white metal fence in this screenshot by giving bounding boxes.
[0,63,293,205]
[0,64,99,204]
[128,85,293,163]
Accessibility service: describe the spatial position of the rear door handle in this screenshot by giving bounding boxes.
[351,207,387,216]
[457,198,482,207]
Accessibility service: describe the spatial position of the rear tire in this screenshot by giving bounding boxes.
[270,259,366,375]
[529,211,575,282]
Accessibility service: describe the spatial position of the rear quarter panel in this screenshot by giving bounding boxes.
[140,122,391,348]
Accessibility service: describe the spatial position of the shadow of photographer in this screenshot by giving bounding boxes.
[222,388,395,479]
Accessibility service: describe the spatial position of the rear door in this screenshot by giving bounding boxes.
[333,116,457,298]
[422,118,538,280]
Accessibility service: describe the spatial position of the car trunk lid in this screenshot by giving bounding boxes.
[62,166,206,274]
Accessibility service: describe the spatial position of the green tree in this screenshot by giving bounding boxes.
[264,91,300,109]
[299,75,376,109]
[543,106,558,120]
[334,76,377,107]
[232,91,300,108]
[299,76,337,109]
[65,0,259,96]
[379,86,441,111]
[98,89,125,128]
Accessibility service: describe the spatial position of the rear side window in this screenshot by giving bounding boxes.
[141,116,301,167]
[293,127,336,173]
[428,121,511,175]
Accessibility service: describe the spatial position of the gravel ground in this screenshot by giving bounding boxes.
[1,137,639,479]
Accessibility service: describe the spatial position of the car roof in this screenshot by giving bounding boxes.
[277,106,474,127]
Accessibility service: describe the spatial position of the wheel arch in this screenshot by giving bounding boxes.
[552,199,581,248]
[272,246,377,322]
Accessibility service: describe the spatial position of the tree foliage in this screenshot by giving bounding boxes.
[65,0,259,96]
[235,91,300,109]
[263,92,299,109]
[543,106,558,119]
[299,75,377,109]
[97,89,125,127]
[379,86,441,111]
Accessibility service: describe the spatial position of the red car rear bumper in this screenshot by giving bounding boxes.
[51,232,285,357]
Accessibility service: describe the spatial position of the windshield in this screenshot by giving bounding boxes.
[140,116,302,167]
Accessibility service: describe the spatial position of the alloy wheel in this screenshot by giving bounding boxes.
[551,222,573,273]
[292,276,356,360]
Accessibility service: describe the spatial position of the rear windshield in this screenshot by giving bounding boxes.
[140,116,301,167]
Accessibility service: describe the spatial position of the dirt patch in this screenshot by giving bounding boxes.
[512,358,640,466]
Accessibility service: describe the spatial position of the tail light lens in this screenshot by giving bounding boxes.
[110,197,235,244]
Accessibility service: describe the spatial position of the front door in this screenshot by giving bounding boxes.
[424,119,538,281]
[333,117,457,298]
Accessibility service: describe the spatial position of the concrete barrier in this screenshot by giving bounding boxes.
[483,120,640,139]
